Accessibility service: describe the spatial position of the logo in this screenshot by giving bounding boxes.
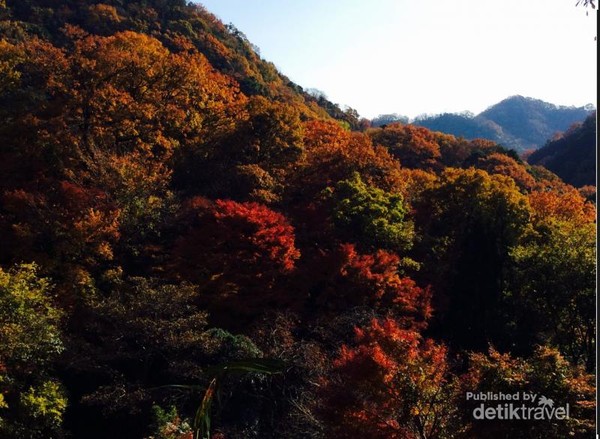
[466,392,570,420]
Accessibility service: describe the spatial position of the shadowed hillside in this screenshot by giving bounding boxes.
[528,112,596,187]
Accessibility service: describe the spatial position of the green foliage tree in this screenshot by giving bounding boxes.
[329,172,414,251]
[416,168,532,350]
[509,220,596,370]
[0,263,66,438]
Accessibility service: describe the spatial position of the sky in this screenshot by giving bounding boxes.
[198,0,597,119]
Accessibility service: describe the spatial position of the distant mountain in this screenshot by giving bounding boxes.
[413,111,519,147]
[527,112,596,187]
[412,96,594,151]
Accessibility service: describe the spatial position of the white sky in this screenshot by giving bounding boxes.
[198,0,597,119]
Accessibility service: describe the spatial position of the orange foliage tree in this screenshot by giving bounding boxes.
[0,27,247,283]
[474,152,535,191]
[295,120,406,195]
[368,123,441,170]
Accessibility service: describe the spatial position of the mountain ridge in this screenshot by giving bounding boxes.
[373,95,594,151]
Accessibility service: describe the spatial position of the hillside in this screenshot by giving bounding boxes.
[413,96,593,151]
[0,0,361,128]
[0,1,596,439]
[528,112,596,187]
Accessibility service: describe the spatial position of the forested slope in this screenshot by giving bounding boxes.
[528,112,596,187]
[0,1,596,438]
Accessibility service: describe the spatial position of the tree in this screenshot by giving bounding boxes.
[368,123,441,170]
[180,95,304,202]
[63,276,264,438]
[460,346,595,438]
[172,198,300,327]
[174,198,300,281]
[473,153,535,191]
[415,168,532,350]
[321,318,458,439]
[84,4,123,35]
[0,28,247,284]
[292,120,405,202]
[0,264,66,438]
[527,113,596,187]
[311,244,431,327]
[238,96,304,168]
[1,26,245,188]
[328,172,414,252]
[508,203,595,369]
[0,182,121,301]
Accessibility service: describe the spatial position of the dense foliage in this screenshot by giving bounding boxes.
[0,1,596,438]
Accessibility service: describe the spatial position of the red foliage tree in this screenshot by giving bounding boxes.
[174,198,299,279]
[172,197,300,326]
[321,318,456,439]
[310,244,431,329]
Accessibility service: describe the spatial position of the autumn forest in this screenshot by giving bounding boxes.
[0,1,596,438]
